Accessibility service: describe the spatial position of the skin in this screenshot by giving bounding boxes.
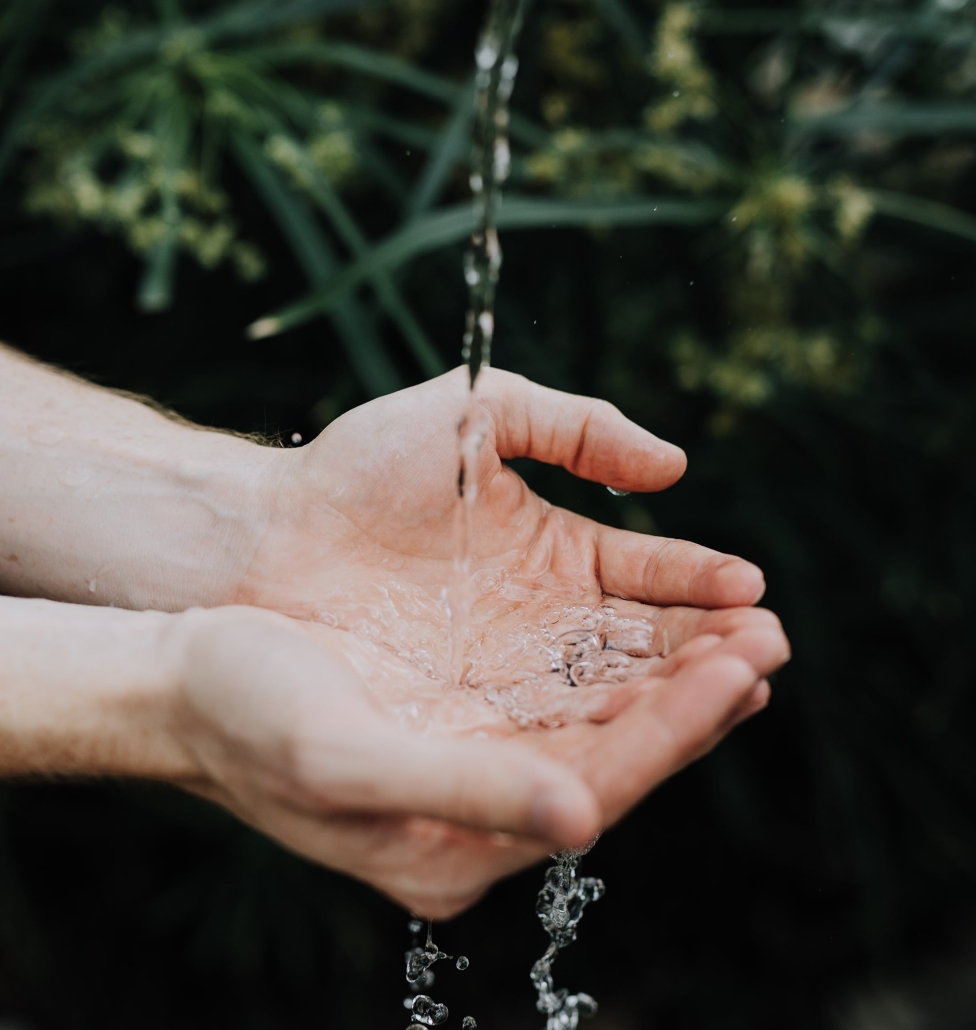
[0,350,790,917]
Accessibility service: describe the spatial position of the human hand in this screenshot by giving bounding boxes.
[200,367,790,913]
[237,366,768,629]
[170,603,786,918]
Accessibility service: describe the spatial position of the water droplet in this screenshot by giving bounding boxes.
[607,486,630,496]
[475,42,498,69]
[87,578,97,593]
[575,993,598,1017]
[290,431,302,445]
[411,995,448,1025]
[673,89,681,96]
[408,919,424,935]
[462,1018,478,1029]
[456,955,469,971]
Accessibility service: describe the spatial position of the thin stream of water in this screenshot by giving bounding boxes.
[400,1,612,1026]
[447,0,528,689]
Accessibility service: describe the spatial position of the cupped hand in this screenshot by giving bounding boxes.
[193,368,791,914]
[238,366,767,620]
[171,603,786,919]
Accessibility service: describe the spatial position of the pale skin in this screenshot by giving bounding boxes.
[0,345,790,917]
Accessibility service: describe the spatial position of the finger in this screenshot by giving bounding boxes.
[595,525,766,606]
[294,725,602,850]
[581,654,761,822]
[652,615,791,681]
[476,368,687,492]
[729,679,771,728]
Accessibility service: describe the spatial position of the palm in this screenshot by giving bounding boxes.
[289,601,782,916]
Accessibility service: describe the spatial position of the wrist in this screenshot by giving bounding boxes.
[0,597,200,782]
[0,344,294,612]
[157,427,288,610]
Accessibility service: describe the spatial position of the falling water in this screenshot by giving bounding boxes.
[532,844,604,1030]
[404,918,475,1030]
[398,2,611,1027]
[447,0,528,688]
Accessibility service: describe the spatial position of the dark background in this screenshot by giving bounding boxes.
[1,0,975,1027]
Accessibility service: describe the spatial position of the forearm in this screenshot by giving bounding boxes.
[0,595,196,780]
[0,343,279,610]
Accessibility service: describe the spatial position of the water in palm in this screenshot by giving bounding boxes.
[447,1,605,1028]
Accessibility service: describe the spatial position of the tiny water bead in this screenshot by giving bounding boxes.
[606,486,630,497]
[462,1019,478,1029]
[408,919,424,936]
[290,431,302,445]
[456,955,470,971]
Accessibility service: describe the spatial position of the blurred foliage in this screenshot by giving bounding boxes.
[1,0,976,1028]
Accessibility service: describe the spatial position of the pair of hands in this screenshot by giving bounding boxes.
[170,367,789,917]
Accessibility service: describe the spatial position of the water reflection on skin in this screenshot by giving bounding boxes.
[307,550,751,736]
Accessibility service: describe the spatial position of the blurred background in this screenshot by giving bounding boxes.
[1,0,975,1026]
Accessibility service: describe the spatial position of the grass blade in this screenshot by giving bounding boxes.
[233,131,403,396]
[249,195,726,338]
[276,135,444,376]
[870,190,976,246]
[590,0,646,58]
[138,86,191,311]
[201,0,391,45]
[407,76,476,218]
[699,9,972,41]
[234,40,459,104]
[792,103,976,137]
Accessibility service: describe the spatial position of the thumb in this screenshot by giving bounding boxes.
[476,367,687,492]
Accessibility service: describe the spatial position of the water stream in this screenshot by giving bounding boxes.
[447,0,528,689]
[443,2,603,1027]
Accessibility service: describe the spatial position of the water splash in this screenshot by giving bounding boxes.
[404,2,607,1026]
[532,846,604,1030]
[403,918,472,1030]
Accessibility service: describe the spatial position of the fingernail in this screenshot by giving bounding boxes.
[717,560,765,605]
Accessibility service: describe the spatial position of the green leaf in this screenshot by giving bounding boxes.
[698,9,973,40]
[792,103,976,136]
[590,0,646,58]
[249,195,727,338]
[0,0,385,179]
[202,0,392,46]
[275,134,445,377]
[232,131,403,397]
[138,84,192,312]
[869,190,976,247]
[407,77,476,218]
[234,40,459,104]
